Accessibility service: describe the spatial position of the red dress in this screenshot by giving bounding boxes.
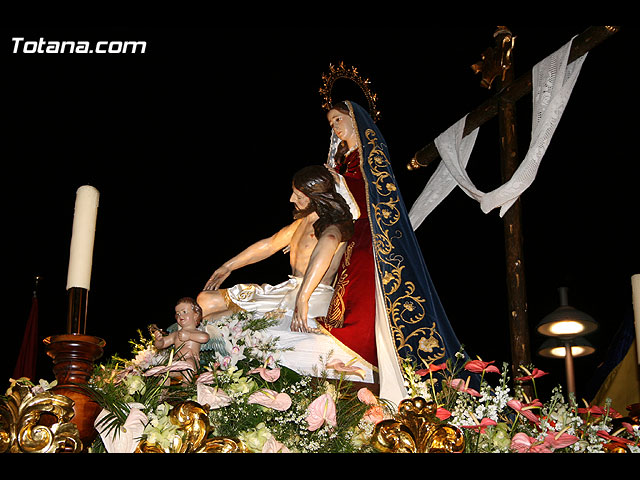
[318,149,378,367]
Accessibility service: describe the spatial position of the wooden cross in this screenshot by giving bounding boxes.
[407,26,620,376]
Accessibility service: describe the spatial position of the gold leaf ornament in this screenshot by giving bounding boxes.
[0,381,82,453]
[371,397,465,453]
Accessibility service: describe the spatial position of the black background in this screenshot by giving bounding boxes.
[2,26,637,401]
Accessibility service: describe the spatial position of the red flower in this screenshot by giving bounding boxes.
[415,362,447,377]
[577,405,622,418]
[507,399,542,425]
[514,368,548,382]
[596,430,634,445]
[464,359,500,374]
[460,417,497,434]
[435,407,451,421]
[543,430,579,451]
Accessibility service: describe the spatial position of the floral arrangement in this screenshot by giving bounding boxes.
[81,311,395,453]
[401,351,640,453]
[6,310,638,454]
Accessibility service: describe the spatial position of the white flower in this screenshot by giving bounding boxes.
[95,402,147,453]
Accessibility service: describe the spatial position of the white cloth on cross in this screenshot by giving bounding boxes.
[409,36,588,230]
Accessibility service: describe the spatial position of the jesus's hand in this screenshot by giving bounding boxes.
[291,298,320,334]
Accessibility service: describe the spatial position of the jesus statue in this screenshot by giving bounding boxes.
[196,165,376,383]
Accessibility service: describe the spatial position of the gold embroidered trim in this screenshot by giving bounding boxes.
[221,288,246,314]
[315,322,378,373]
[324,241,355,328]
[354,103,445,367]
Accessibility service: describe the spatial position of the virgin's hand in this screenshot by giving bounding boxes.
[204,266,230,291]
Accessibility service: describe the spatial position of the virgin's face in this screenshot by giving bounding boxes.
[327,109,356,143]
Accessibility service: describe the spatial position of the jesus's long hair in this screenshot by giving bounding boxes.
[292,165,354,242]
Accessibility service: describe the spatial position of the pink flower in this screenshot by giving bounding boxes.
[144,360,193,376]
[415,362,447,376]
[248,366,281,382]
[261,435,291,453]
[447,378,482,397]
[510,432,551,453]
[514,368,548,382]
[460,417,497,434]
[306,393,337,431]
[247,389,292,411]
[197,384,232,409]
[464,359,500,374]
[508,399,542,425]
[326,358,366,380]
[196,371,216,384]
[363,405,386,425]
[357,387,378,406]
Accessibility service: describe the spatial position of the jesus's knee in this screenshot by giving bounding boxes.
[196,290,226,317]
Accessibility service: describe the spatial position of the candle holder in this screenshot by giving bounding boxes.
[43,333,105,449]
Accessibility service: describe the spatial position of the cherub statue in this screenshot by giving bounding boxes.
[149,297,210,378]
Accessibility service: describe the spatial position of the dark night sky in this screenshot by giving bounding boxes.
[2,26,637,400]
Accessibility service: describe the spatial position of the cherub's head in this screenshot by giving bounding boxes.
[174,297,203,328]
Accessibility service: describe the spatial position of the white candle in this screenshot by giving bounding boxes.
[66,185,100,290]
[632,274,640,364]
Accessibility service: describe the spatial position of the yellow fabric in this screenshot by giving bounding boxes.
[592,340,640,415]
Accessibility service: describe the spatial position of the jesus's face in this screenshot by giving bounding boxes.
[290,186,310,211]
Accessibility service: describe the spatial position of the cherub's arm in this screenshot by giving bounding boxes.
[177,329,210,345]
[154,331,176,350]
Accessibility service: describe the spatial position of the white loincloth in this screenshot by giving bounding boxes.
[224,276,375,383]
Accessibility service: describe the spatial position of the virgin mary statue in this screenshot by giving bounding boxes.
[317,100,468,403]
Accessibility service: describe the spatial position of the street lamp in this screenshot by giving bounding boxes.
[536,287,598,395]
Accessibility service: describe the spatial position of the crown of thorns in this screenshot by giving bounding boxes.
[319,62,380,123]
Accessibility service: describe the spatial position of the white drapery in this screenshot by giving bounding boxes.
[409,36,588,230]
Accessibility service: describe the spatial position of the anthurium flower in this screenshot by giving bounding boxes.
[143,360,193,377]
[447,378,481,397]
[196,371,216,385]
[363,405,386,425]
[543,429,579,450]
[460,417,497,434]
[248,389,292,411]
[261,435,291,453]
[248,366,281,382]
[326,358,366,380]
[464,359,500,374]
[514,368,548,382]
[357,387,378,406]
[197,384,232,409]
[95,403,147,453]
[415,362,447,376]
[507,399,542,425]
[510,432,551,453]
[436,407,452,421]
[306,393,337,431]
[596,430,634,445]
[577,405,621,418]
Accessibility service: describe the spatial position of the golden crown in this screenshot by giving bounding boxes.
[319,62,380,122]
